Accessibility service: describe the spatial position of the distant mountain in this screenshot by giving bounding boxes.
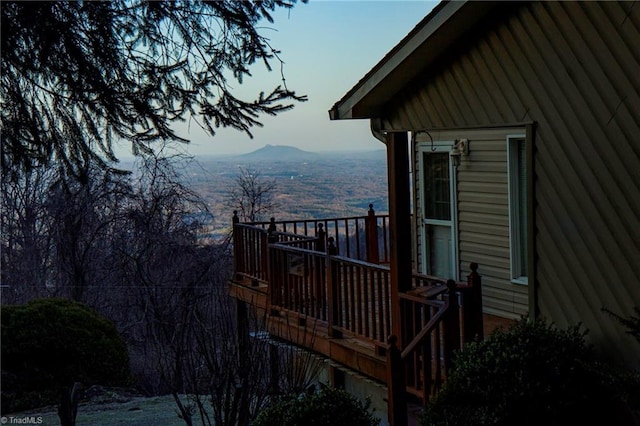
[235,144,316,161]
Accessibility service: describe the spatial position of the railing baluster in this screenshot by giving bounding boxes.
[342,264,348,331]
[343,219,350,258]
[332,219,339,254]
[356,265,362,335]
[340,262,346,332]
[284,250,292,309]
[312,254,319,319]
[356,218,361,260]
[326,255,336,337]
[321,255,327,320]
[307,254,313,317]
[384,271,391,340]
[338,262,345,331]
[349,264,356,333]
[306,255,312,316]
[300,256,306,315]
[364,267,371,339]
[376,269,384,343]
[248,227,253,275]
[381,216,388,263]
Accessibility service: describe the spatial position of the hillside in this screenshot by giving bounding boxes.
[234,144,317,161]
[185,150,389,237]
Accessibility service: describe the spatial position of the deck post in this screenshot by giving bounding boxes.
[443,280,461,376]
[316,223,326,252]
[387,335,408,426]
[365,204,380,264]
[463,263,484,343]
[386,131,412,343]
[327,236,338,255]
[386,131,411,426]
[267,217,278,243]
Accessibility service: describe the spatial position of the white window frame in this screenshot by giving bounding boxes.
[417,141,459,281]
[507,134,528,285]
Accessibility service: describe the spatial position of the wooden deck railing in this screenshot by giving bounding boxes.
[388,265,484,405]
[231,209,483,409]
[268,243,328,322]
[232,223,269,285]
[327,256,392,344]
[234,204,390,264]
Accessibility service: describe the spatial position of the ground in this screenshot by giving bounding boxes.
[4,315,516,426]
[4,388,200,426]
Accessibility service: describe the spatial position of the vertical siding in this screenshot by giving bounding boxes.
[384,1,640,366]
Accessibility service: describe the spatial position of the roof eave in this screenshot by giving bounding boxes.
[329,0,497,121]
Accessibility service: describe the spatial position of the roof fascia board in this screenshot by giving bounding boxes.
[330,1,465,120]
[331,1,499,121]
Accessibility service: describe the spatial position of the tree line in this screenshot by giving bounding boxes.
[0,1,333,424]
[1,147,325,426]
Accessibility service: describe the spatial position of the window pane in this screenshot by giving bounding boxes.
[424,153,451,221]
[518,140,527,276]
[509,137,528,281]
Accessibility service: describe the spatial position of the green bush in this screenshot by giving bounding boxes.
[1,298,131,413]
[421,318,640,426]
[604,306,640,345]
[252,386,380,426]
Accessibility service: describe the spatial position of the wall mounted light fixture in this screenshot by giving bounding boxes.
[450,139,469,166]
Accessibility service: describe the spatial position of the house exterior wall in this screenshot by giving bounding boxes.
[413,128,528,319]
[311,352,390,425]
[382,1,640,367]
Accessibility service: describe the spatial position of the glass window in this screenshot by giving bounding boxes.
[424,152,451,221]
[508,137,528,283]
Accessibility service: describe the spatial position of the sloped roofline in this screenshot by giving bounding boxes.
[329,0,497,121]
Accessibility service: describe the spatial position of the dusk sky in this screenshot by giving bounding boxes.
[118,1,438,157]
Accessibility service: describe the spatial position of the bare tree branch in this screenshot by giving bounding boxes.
[225,166,278,223]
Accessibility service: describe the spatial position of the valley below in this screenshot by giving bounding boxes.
[185,145,389,237]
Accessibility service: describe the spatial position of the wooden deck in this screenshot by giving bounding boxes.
[229,210,490,422]
[230,275,389,382]
[230,273,504,389]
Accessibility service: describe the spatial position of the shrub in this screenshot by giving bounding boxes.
[604,306,640,345]
[1,298,131,414]
[421,318,640,426]
[252,386,380,426]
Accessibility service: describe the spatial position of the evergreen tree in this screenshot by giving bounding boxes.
[1,0,306,178]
